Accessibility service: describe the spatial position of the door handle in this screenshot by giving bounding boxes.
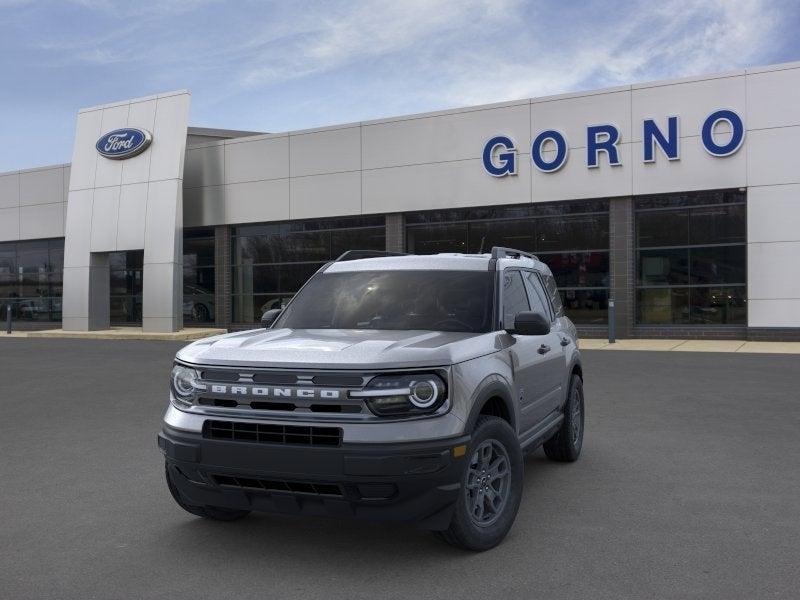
[560,337,571,347]
[537,344,551,355]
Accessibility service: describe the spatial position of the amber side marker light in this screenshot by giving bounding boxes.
[452,445,467,458]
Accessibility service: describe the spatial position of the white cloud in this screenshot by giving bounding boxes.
[238,0,517,87]
[1,0,793,134]
[413,0,785,107]
[185,0,785,120]
[16,0,788,103]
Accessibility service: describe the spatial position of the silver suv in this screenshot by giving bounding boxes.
[158,247,584,551]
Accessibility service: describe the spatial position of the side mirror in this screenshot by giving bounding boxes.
[508,311,550,336]
[261,308,282,329]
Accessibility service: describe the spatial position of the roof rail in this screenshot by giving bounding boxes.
[490,246,538,261]
[334,250,408,262]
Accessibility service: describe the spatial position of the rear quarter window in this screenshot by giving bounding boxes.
[522,271,552,320]
[501,271,531,329]
[542,273,564,317]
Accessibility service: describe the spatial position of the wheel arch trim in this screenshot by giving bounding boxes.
[464,379,517,434]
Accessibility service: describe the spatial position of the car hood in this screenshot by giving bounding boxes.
[176,328,501,370]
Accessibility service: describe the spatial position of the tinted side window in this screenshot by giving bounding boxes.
[522,271,551,320]
[502,271,530,329]
[542,273,564,317]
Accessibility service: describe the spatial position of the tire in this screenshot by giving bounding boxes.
[437,416,523,551]
[165,463,250,521]
[543,374,584,462]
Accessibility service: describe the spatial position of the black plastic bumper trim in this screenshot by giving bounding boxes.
[159,424,470,528]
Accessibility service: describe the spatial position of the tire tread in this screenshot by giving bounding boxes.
[543,375,583,463]
[437,415,523,551]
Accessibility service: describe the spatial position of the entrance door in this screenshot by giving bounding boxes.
[110,250,143,325]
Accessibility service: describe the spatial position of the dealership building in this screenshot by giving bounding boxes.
[1,60,799,339]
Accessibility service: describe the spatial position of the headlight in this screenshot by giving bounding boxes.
[170,364,203,407]
[351,373,447,417]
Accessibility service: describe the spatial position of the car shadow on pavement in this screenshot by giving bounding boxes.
[148,448,566,566]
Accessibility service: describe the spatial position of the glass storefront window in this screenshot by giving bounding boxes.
[407,223,468,254]
[637,210,688,247]
[233,294,295,323]
[0,238,64,323]
[0,243,16,275]
[689,204,746,245]
[467,221,532,253]
[536,214,609,252]
[560,289,607,324]
[690,286,747,325]
[183,228,216,325]
[635,190,746,325]
[638,249,690,286]
[545,251,609,288]
[689,245,746,285]
[231,216,386,323]
[406,200,610,324]
[637,288,690,324]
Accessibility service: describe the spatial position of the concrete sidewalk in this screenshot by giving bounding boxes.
[0,327,226,341]
[580,338,800,353]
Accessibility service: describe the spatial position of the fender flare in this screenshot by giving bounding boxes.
[464,378,517,434]
[570,358,583,379]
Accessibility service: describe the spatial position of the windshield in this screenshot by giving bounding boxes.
[274,270,495,333]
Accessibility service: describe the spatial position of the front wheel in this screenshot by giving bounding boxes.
[437,416,523,551]
[543,374,584,462]
[165,463,250,521]
[192,303,210,322]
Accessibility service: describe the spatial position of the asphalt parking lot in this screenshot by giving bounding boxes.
[1,338,798,600]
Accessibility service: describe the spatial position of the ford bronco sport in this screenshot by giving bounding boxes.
[158,247,584,551]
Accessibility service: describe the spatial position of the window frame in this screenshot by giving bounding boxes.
[634,190,747,327]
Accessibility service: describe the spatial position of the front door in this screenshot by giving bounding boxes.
[500,270,564,436]
[522,270,566,418]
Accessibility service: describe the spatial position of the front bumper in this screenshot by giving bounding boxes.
[158,424,470,530]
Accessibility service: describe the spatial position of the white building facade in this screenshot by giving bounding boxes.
[1,61,799,339]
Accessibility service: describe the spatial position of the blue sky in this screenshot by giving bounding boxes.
[0,0,798,172]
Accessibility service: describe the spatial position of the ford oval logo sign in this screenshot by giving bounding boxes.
[95,128,152,160]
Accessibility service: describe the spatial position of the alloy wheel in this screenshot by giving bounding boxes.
[465,439,511,527]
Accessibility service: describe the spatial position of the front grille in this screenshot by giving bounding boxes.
[191,368,371,419]
[200,369,240,382]
[311,374,365,386]
[212,474,343,497]
[197,397,363,414]
[251,373,300,385]
[203,420,342,447]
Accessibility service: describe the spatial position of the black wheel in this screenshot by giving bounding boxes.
[165,463,250,521]
[437,416,523,551]
[192,303,210,322]
[543,374,584,462]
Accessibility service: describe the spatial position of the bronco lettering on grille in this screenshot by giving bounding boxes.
[209,385,341,400]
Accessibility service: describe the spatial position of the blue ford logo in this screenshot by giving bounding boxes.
[95,128,152,160]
